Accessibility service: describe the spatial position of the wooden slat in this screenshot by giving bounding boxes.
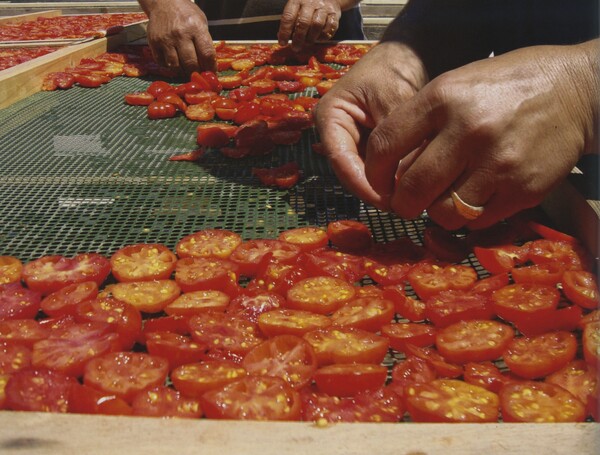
[0,9,61,25]
[0,412,597,455]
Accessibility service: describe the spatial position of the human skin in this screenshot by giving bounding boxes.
[137,0,361,74]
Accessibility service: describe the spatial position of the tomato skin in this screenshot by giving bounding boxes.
[0,283,41,320]
[40,281,98,317]
[511,262,564,285]
[500,381,585,422]
[5,368,76,412]
[286,276,356,315]
[313,363,387,397]
[147,101,177,119]
[257,308,332,338]
[326,220,373,252]
[230,239,300,278]
[405,379,499,423]
[562,270,599,309]
[422,226,469,263]
[473,245,527,274]
[425,290,493,328]
[201,375,302,421]
[381,322,437,353]
[546,359,598,419]
[491,282,560,324]
[503,331,577,379]
[68,383,132,416]
[110,243,177,282]
[147,80,174,97]
[407,262,478,301]
[0,256,23,285]
[131,386,203,418]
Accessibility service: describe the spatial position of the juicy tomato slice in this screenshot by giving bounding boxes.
[583,321,600,366]
[407,262,478,301]
[301,387,404,423]
[512,304,582,338]
[21,253,110,295]
[124,91,154,106]
[0,283,41,320]
[527,238,590,271]
[146,331,207,371]
[473,245,528,274]
[188,311,264,358]
[175,256,238,293]
[147,101,177,119]
[141,315,190,340]
[131,386,202,418]
[326,220,373,252]
[389,356,437,402]
[230,239,301,278]
[32,322,120,377]
[68,383,132,416]
[511,262,564,285]
[422,226,469,263]
[147,80,173,97]
[404,344,463,378]
[75,297,142,350]
[491,282,559,324]
[165,290,231,317]
[503,331,577,379]
[302,327,389,366]
[247,256,310,296]
[171,360,247,398]
[242,335,317,389]
[381,322,437,353]
[562,270,599,309]
[0,319,49,348]
[5,368,76,412]
[382,285,426,322]
[40,281,98,317]
[176,229,242,259]
[201,375,301,421]
[110,243,177,282]
[405,379,499,422]
[0,342,31,375]
[313,363,387,397]
[83,351,169,403]
[546,359,598,418]
[277,226,329,252]
[252,162,301,189]
[301,248,365,283]
[286,276,356,315]
[424,290,493,328]
[0,256,22,285]
[435,319,515,364]
[500,381,585,422]
[463,361,511,394]
[257,308,332,338]
[226,292,284,323]
[469,272,510,295]
[196,123,236,147]
[103,279,180,313]
[331,297,395,332]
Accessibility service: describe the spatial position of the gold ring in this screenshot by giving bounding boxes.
[451,190,484,220]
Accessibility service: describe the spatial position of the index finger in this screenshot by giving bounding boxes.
[278,0,301,45]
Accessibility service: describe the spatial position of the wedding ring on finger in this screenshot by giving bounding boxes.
[451,190,485,220]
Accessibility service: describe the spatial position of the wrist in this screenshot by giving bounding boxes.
[370,41,429,92]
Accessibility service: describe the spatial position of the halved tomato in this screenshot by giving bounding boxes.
[546,359,598,419]
[277,226,329,252]
[110,244,177,282]
[562,270,599,309]
[171,361,247,398]
[313,363,387,397]
[175,257,239,293]
[176,229,242,259]
[425,290,493,327]
[40,281,98,317]
[0,256,22,285]
[381,322,436,353]
[68,383,132,416]
[103,280,180,313]
[491,282,559,324]
[146,331,207,370]
[257,308,332,338]
[463,361,511,394]
[0,283,41,320]
[407,262,477,300]
[164,290,231,316]
[326,220,373,252]
[230,239,300,278]
[286,276,356,315]
[0,342,31,375]
[5,368,76,412]
[131,386,202,418]
[331,297,395,332]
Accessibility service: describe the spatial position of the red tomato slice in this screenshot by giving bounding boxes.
[171,361,247,398]
[301,248,365,283]
[527,221,578,243]
[313,363,387,397]
[176,229,242,259]
[562,270,599,309]
[286,276,356,315]
[22,253,110,295]
[331,296,395,332]
[0,342,31,375]
[463,361,512,394]
[104,279,180,313]
[405,379,499,422]
[425,290,493,327]
[147,101,177,119]
[512,304,582,338]
[165,290,231,316]
[326,220,373,252]
[546,359,598,419]
[124,91,154,106]
[83,351,169,403]
[301,387,404,423]
[382,285,426,322]
[469,272,510,295]
[583,321,600,367]
[141,315,190,341]
[68,383,132,416]
[407,262,478,300]
[500,381,585,422]
[527,238,590,271]
[249,79,277,94]
[0,256,23,285]
[0,319,49,348]
[422,226,469,263]
[381,322,437,353]
[131,386,202,418]
[195,124,237,148]
[175,257,239,293]
[230,239,300,278]
[389,356,437,403]
[252,162,301,189]
[40,281,98,317]
[511,262,564,285]
[201,375,301,421]
[0,283,41,320]
[226,292,284,323]
[503,331,577,379]
[147,80,173,97]
[5,368,76,412]
[404,344,463,378]
[110,243,177,282]
[257,308,332,338]
[146,331,207,371]
[303,327,389,366]
[491,282,560,324]
[157,92,186,112]
[473,245,528,274]
[435,319,515,364]
[242,335,317,389]
[277,226,328,252]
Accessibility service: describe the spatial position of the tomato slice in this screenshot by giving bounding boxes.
[381,322,437,353]
[425,290,493,327]
[527,221,578,243]
[0,256,23,285]
[473,245,528,274]
[277,226,329,252]
[326,220,373,252]
[403,344,463,378]
[388,356,437,403]
[405,379,499,422]
[463,361,512,394]
[141,315,190,341]
[0,342,31,375]
[146,331,207,370]
[0,283,41,320]
[511,262,564,285]
[287,276,356,315]
[84,351,169,403]
[230,239,300,277]
[303,327,389,366]
[301,387,404,423]
[313,363,387,397]
[131,386,202,418]
[110,243,177,282]
[0,319,49,348]
[124,91,154,106]
[422,226,469,263]
[40,281,98,317]
[301,248,365,283]
[382,285,426,322]
[22,253,110,295]
[527,238,590,271]
[583,321,600,367]
[165,290,231,316]
[257,308,332,338]
[5,368,76,412]
[103,279,180,313]
[252,162,301,189]
[68,383,132,416]
[562,270,599,309]
[512,304,582,338]
[175,257,239,293]
[435,319,515,364]
[491,282,559,324]
[500,381,585,422]
[147,101,177,119]
[330,296,395,332]
[546,359,598,419]
[171,360,247,398]
[503,331,577,379]
[176,229,242,259]
[407,262,478,300]
[242,335,317,389]
[469,272,510,295]
[201,375,301,421]
[226,292,284,323]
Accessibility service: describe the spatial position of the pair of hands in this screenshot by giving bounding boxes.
[141,0,344,74]
[315,39,599,229]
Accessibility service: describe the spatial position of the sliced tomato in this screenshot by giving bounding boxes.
[473,245,528,274]
[0,256,22,285]
[405,379,499,422]
[146,331,207,370]
[286,276,356,315]
[147,101,177,119]
[110,243,177,282]
[403,344,463,378]
[0,319,49,348]
[422,226,469,263]
[313,363,387,397]
[233,103,262,124]
[84,351,169,403]
[226,292,284,323]
[164,290,231,316]
[512,304,582,338]
[246,257,309,296]
[252,162,301,189]
[527,221,578,243]
[230,239,300,278]
[0,283,41,320]
[503,331,577,379]
[176,229,242,259]
[277,226,328,252]
[302,327,389,366]
[124,91,154,106]
[407,262,477,300]
[103,280,180,314]
[146,80,174,97]
[527,238,590,271]
[201,375,301,420]
[546,359,598,419]
[68,383,132,416]
[196,124,236,148]
[5,368,76,412]
[301,248,365,283]
[0,342,31,375]
[463,361,512,394]
[141,315,190,341]
[382,285,426,322]
[381,322,437,353]
[491,282,559,324]
[257,308,332,338]
[326,220,373,252]
[425,290,493,327]
[157,92,186,112]
[22,253,110,295]
[388,356,437,403]
[175,257,239,293]
[131,386,202,418]
[562,270,599,309]
[511,262,564,285]
[330,296,394,332]
[583,321,600,367]
[469,272,510,295]
[171,361,247,398]
[500,381,585,422]
[40,281,98,317]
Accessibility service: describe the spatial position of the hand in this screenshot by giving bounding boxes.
[364,40,599,230]
[278,0,342,52]
[314,42,429,209]
[141,0,216,74]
